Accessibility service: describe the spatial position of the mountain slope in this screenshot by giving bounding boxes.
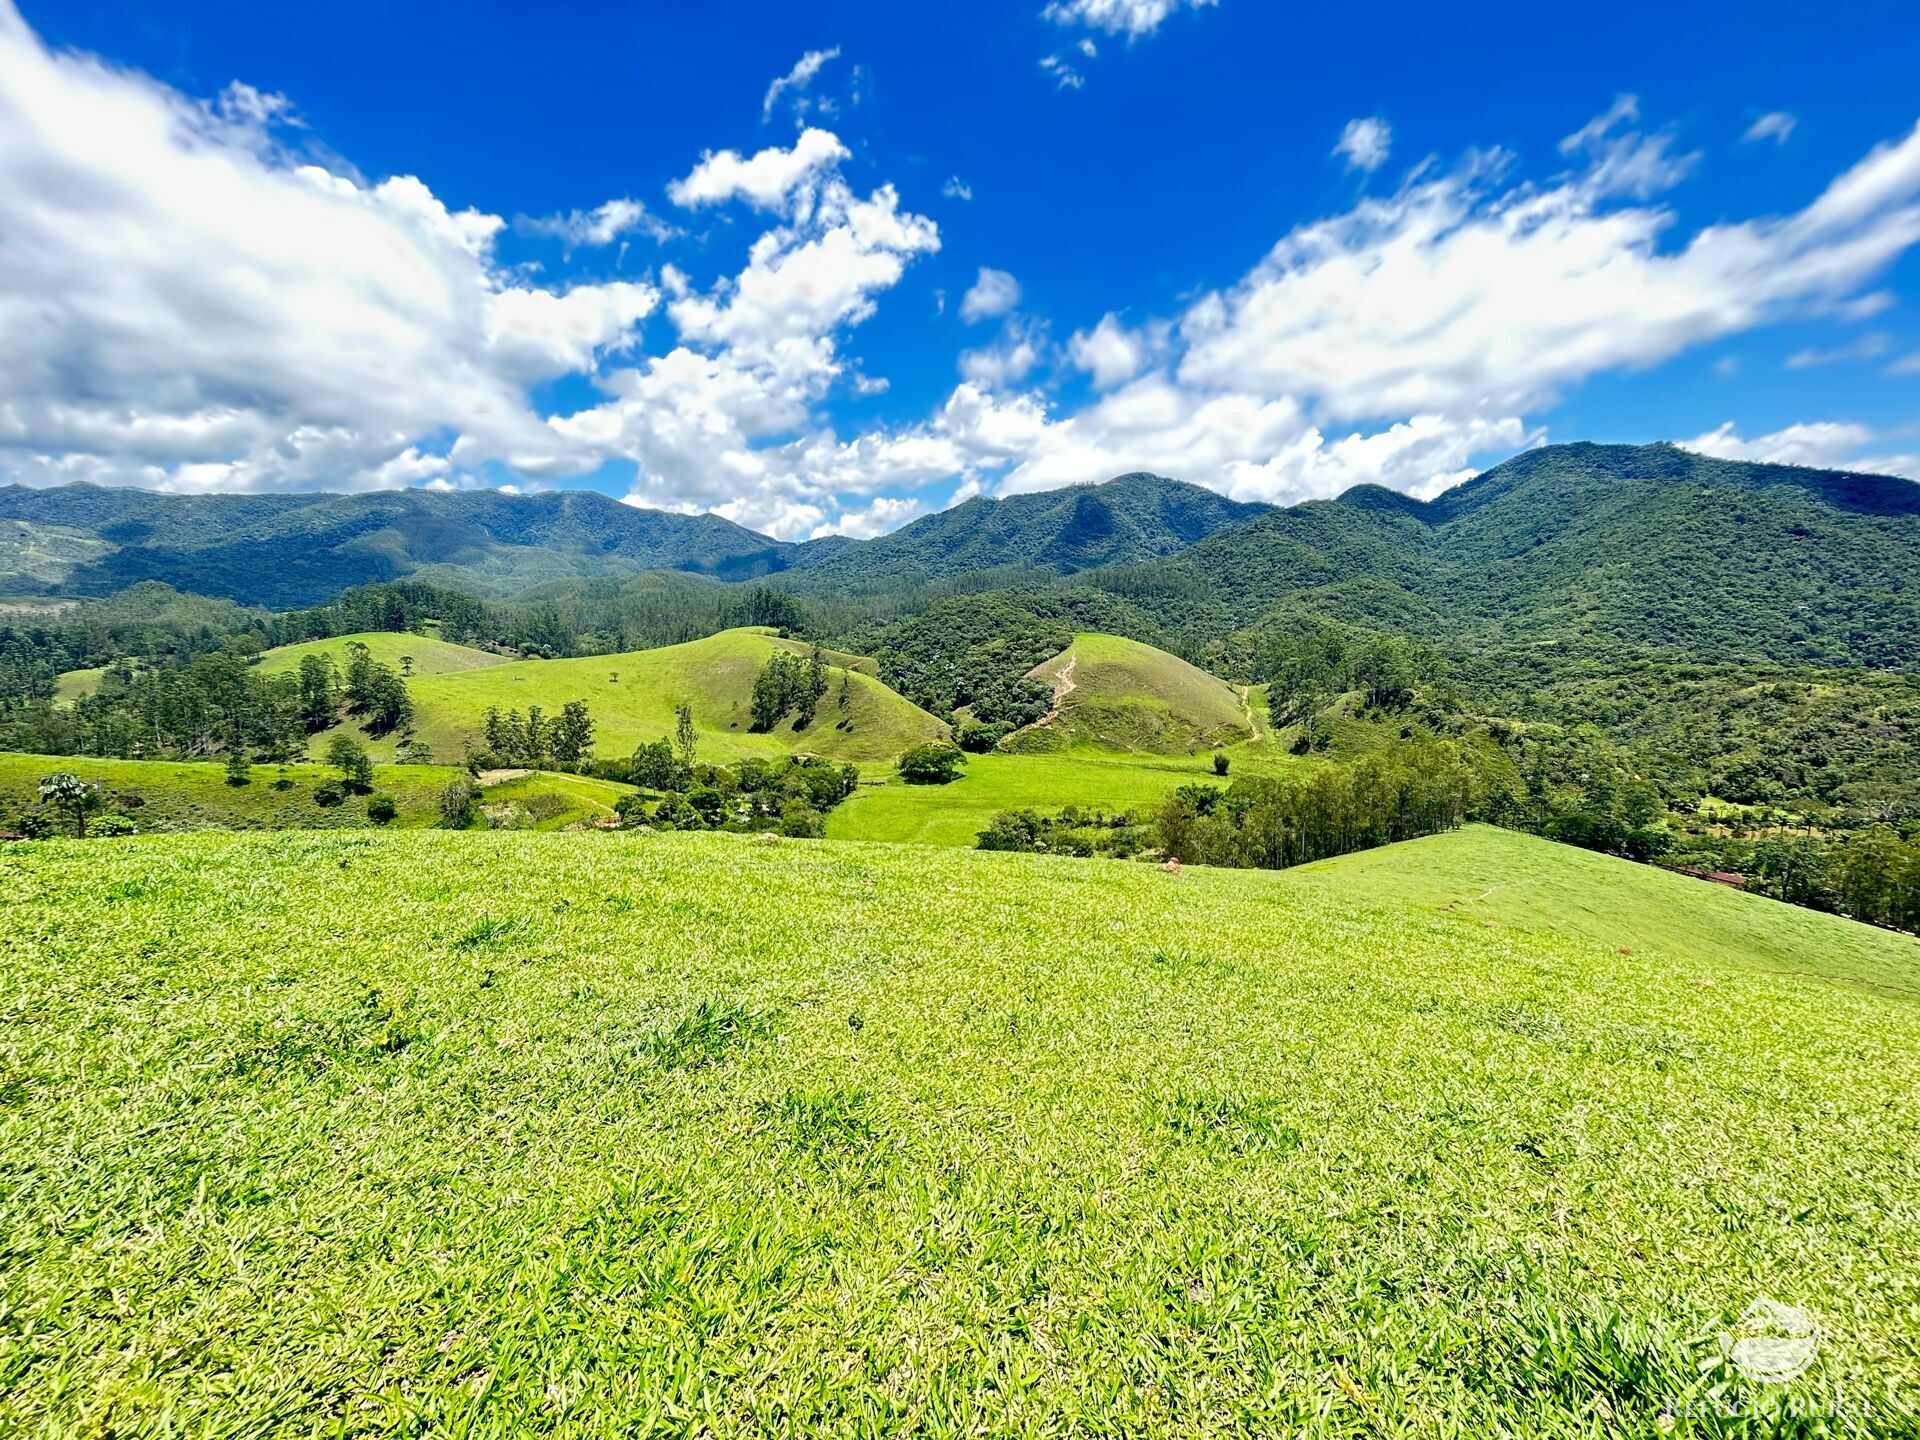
[1102,443,1920,669]
[779,473,1269,590]
[0,486,791,605]
[1005,632,1254,754]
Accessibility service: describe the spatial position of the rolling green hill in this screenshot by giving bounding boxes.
[0,752,635,833]
[2,824,1913,1432]
[253,629,510,679]
[1005,632,1255,754]
[341,627,946,765]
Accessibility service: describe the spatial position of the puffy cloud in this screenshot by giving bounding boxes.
[1067,312,1162,388]
[810,494,925,539]
[667,127,849,214]
[959,317,1049,387]
[1042,0,1219,39]
[517,197,675,249]
[1176,118,1920,423]
[1681,420,1918,478]
[669,183,938,362]
[762,47,839,124]
[0,0,644,493]
[1334,116,1391,173]
[960,267,1022,323]
[1744,111,1798,145]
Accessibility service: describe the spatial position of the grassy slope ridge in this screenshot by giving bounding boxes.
[0,752,634,832]
[1008,632,1254,754]
[1,825,1913,1433]
[379,627,946,765]
[253,629,512,679]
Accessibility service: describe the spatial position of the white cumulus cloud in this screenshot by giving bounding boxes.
[1334,116,1391,173]
[960,267,1023,323]
[1042,0,1219,39]
[668,127,850,214]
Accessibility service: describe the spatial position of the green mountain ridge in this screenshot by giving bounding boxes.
[5,445,1916,678]
[1092,443,1920,670]
[0,485,790,606]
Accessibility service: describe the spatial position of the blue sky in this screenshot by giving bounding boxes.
[2,0,1917,536]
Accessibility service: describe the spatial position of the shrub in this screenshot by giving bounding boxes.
[898,742,966,785]
[1213,751,1231,775]
[91,814,137,838]
[956,721,1007,753]
[366,794,398,823]
[438,777,477,829]
[314,781,345,808]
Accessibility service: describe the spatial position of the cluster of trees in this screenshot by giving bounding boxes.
[1659,828,1920,933]
[297,643,413,737]
[1,652,309,762]
[750,648,839,731]
[1156,739,1478,870]
[978,806,1150,858]
[475,701,596,768]
[1262,622,1424,752]
[851,593,1079,728]
[609,753,860,838]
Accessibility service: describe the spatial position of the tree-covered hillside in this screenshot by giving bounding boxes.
[0,485,791,605]
[778,473,1269,592]
[1098,444,1919,670]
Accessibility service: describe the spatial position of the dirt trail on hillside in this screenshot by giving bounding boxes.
[1238,685,1261,744]
[1005,652,1078,743]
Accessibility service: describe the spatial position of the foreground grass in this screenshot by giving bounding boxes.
[1,825,1915,1435]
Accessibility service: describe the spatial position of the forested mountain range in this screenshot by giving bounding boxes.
[4,444,1917,674]
[1086,444,1920,671]
[0,485,789,606]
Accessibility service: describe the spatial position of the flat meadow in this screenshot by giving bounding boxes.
[2,824,1915,1435]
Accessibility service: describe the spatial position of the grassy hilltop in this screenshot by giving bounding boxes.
[297,627,946,765]
[1006,632,1255,755]
[253,628,513,679]
[1,824,1914,1434]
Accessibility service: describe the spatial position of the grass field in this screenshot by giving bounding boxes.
[315,627,945,766]
[50,665,105,703]
[1008,633,1254,755]
[1,824,1913,1435]
[253,629,513,679]
[827,750,1236,846]
[0,752,634,834]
